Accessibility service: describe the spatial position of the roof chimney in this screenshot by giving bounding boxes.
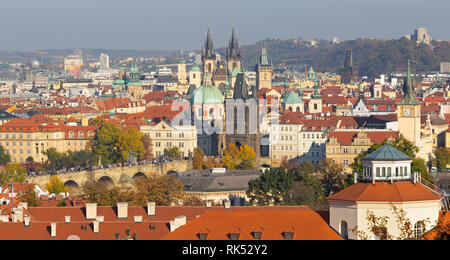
[170,215,186,232]
[93,220,100,234]
[117,202,128,219]
[85,203,97,220]
[147,202,156,216]
[18,202,28,210]
[96,215,104,224]
[134,215,143,224]
[50,222,57,238]
[224,200,231,210]
[65,216,71,224]
[205,200,212,209]
[24,215,30,228]
[412,172,417,184]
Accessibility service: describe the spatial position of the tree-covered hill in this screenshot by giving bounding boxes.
[217,38,450,78]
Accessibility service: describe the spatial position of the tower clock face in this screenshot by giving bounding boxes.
[403,109,411,117]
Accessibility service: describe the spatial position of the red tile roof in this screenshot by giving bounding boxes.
[327,181,444,202]
[161,207,342,240]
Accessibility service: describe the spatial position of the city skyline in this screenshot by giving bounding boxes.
[0,0,449,51]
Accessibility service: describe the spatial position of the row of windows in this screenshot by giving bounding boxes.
[363,166,409,178]
[155,142,185,148]
[154,132,185,138]
[328,147,366,154]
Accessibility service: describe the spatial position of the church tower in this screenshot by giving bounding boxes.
[227,28,241,74]
[177,51,188,85]
[202,29,216,86]
[256,47,273,90]
[397,60,421,146]
[309,79,322,113]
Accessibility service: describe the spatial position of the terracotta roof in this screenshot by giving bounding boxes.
[161,207,342,240]
[328,130,397,146]
[327,181,444,202]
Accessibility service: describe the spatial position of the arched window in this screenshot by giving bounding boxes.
[414,222,424,239]
[207,63,212,73]
[340,221,348,239]
[314,103,318,110]
[296,106,300,112]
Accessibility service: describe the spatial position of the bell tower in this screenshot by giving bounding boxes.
[202,29,216,86]
[227,28,241,74]
[397,60,421,146]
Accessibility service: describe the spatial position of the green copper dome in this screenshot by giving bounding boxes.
[231,66,242,77]
[361,145,411,162]
[282,90,304,104]
[190,65,201,72]
[190,84,224,105]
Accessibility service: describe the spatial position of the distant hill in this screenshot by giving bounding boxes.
[216,38,450,78]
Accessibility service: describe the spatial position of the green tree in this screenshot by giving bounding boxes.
[0,162,27,186]
[434,147,450,171]
[91,122,122,165]
[164,146,182,159]
[0,145,11,165]
[316,159,346,197]
[247,168,294,206]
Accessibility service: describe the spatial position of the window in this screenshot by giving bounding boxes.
[340,221,348,239]
[382,167,386,177]
[376,167,380,177]
[414,222,424,239]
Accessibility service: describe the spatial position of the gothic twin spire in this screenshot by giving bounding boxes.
[202,28,241,59]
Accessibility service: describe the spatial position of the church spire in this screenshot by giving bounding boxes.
[398,59,420,105]
[203,28,215,59]
[227,28,240,59]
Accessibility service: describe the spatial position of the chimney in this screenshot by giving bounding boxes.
[85,203,97,220]
[117,202,128,219]
[354,172,358,184]
[170,215,186,232]
[18,202,28,210]
[96,215,104,224]
[134,215,143,224]
[65,216,71,224]
[24,215,31,228]
[412,172,417,184]
[93,220,100,234]
[205,200,212,209]
[147,202,156,216]
[224,200,231,210]
[50,222,57,238]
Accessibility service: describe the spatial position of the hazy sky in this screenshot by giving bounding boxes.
[0,0,449,51]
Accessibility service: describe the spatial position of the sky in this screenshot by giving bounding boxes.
[0,0,449,51]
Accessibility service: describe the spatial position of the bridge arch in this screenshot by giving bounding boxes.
[97,176,115,188]
[133,172,147,179]
[64,180,80,189]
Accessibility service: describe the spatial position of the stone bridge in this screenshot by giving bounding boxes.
[26,160,191,191]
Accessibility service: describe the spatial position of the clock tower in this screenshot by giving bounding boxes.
[397,60,421,146]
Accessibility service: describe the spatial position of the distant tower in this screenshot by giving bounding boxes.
[177,51,188,85]
[227,28,241,75]
[397,60,421,147]
[202,29,216,86]
[256,48,273,90]
[339,48,359,84]
[128,64,143,100]
[100,53,110,70]
[309,80,322,113]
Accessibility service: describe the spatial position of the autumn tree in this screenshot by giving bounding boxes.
[237,144,256,170]
[83,181,133,206]
[18,186,40,207]
[222,143,241,170]
[0,162,27,186]
[316,159,346,197]
[204,157,222,170]
[141,134,154,160]
[131,175,184,206]
[46,176,69,194]
[182,196,205,206]
[193,148,205,170]
[117,128,145,163]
